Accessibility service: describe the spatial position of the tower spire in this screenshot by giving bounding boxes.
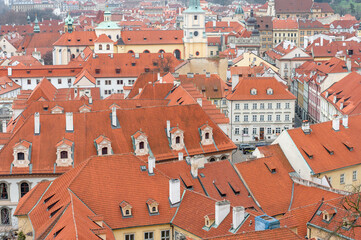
[33,14,40,33]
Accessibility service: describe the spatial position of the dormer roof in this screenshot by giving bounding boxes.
[94,135,110,145]
[56,138,73,147]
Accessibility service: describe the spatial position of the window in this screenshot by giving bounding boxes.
[144,232,154,240]
[260,103,264,109]
[214,100,218,105]
[58,79,62,84]
[205,132,210,139]
[260,115,264,122]
[1,208,10,225]
[105,80,111,85]
[252,128,257,135]
[235,103,240,110]
[243,128,248,135]
[267,127,272,134]
[102,147,108,155]
[353,171,357,181]
[244,103,249,110]
[139,141,145,150]
[176,136,180,144]
[0,183,8,200]
[276,103,281,109]
[27,79,31,85]
[235,115,240,122]
[252,115,257,122]
[161,230,170,240]
[106,44,110,50]
[244,115,248,122]
[20,182,29,198]
[97,80,100,85]
[99,44,102,50]
[268,115,272,121]
[285,103,290,109]
[222,100,227,105]
[252,103,257,109]
[276,127,281,134]
[268,103,272,109]
[340,174,345,184]
[235,127,240,135]
[117,80,123,85]
[285,115,290,121]
[276,115,281,121]
[125,234,134,240]
[17,152,25,160]
[251,89,257,95]
[194,15,198,20]
[68,79,71,84]
[60,151,68,159]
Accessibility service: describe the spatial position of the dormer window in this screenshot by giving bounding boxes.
[267,88,273,95]
[204,214,215,228]
[146,199,159,215]
[119,201,132,218]
[170,127,184,151]
[132,131,149,156]
[95,135,112,156]
[250,88,257,95]
[200,124,214,146]
[56,139,73,167]
[79,105,91,113]
[13,140,31,167]
[51,105,64,114]
[322,209,336,222]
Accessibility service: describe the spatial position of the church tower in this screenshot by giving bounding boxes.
[267,0,275,17]
[64,13,74,33]
[33,14,40,33]
[234,1,244,22]
[183,0,207,59]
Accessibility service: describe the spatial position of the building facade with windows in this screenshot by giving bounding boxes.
[227,77,296,143]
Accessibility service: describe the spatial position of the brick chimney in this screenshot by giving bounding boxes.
[169,179,180,205]
[34,112,40,135]
[215,200,230,226]
[66,112,74,132]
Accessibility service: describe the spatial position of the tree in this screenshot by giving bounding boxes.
[153,55,174,73]
[17,231,26,240]
[43,51,53,65]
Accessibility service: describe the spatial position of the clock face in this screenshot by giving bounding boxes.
[194,31,199,37]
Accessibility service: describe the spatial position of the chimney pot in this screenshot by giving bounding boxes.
[178,152,183,161]
[148,156,155,174]
[66,112,74,132]
[169,179,180,205]
[34,112,40,135]
[215,200,230,226]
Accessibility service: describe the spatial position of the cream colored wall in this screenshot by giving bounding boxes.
[176,58,228,81]
[117,44,185,59]
[233,52,279,73]
[184,42,207,59]
[308,225,344,240]
[173,226,201,240]
[17,216,34,240]
[113,224,172,240]
[318,164,361,191]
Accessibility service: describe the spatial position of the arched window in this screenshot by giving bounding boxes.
[0,183,8,200]
[106,44,110,50]
[17,152,25,160]
[176,136,181,144]
[143,50,150,53]
[102,147,108,155]
[209,158,216,162]
[128,50,134,53]
[20,182,29,198]
[174,49,181,60]
[139,141,144,150]
[125,209,130,215]
[99,44,102,50]
[158,49,165,53]
[71,54,75,59]
[1,208,10,225]
[116,35,119,39]
[205,132,210,139]
[60,151,68,159]
[108,35,112,40]
[221,155,227,160]
[152,206,156,212]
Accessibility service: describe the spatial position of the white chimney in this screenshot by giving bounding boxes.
[186,156,191,164]
[7,67,12,76]
[197,98,203,107]
[320,37,323,46]
[148,156,155,174]
[66,112,74,132]
[304,36,308,49]
[112,107,117,127]
[89,96,93,104]
[302,120,311,134]
[187,73,194,78]
[139,88,142,94]
[346,58,352,71]
[169,179,180,205]
[332,116,340,131]
[2,120,6,133]
[34,112,40,135]
[232,206,245,230]
[178,152,183,161]
[232,75,239,90]
[190,158,198,178]
[166,120,170,137]
[342,115,348,128]
[206,72,211,78]
[215,200,230,226]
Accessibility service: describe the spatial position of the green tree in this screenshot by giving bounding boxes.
[17,231,26,240]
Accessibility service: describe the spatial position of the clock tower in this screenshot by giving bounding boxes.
[183,0,207,59]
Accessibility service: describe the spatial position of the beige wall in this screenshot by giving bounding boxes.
[176,58,228,81]
[113,224,172,240]
[116,44,185,59]
[319,164,361,191]
[16,216,34,240]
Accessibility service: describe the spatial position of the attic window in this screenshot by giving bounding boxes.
[89,39,93,42]
[145,67,150,72]
[26,70,30,74]
[302,148,313,159]
[47,200,60,211]
[213,182,226,197]
[131,62,136,66]
[95,69,100,74]
[48,70,52,73]
[250,88,257,95]
[228,182,240,195]
[144,37,147,40]
[67,39,71,42]
[44,194,55,204]
[343,141,354,151]
[119,201,132,217]
[127,38,131,41]
[50,207,62,218]
[267,88,273,95]
[53,227,65,238]
[264,162,276,173]
[323,145,334,155]
[146,199,159,215]
[116,68,121,74]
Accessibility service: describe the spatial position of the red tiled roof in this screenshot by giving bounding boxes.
[53,31,97,46]
[205,227,302,239]
[119,30,183,45]
[94,34,114,43]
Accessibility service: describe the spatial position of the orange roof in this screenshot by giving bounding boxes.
[119,30,183,45]
[226,77,296,101]
[273,19,298,30]
[206,227,302,239]
[94,34,114,43]
[53,31,97,46]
